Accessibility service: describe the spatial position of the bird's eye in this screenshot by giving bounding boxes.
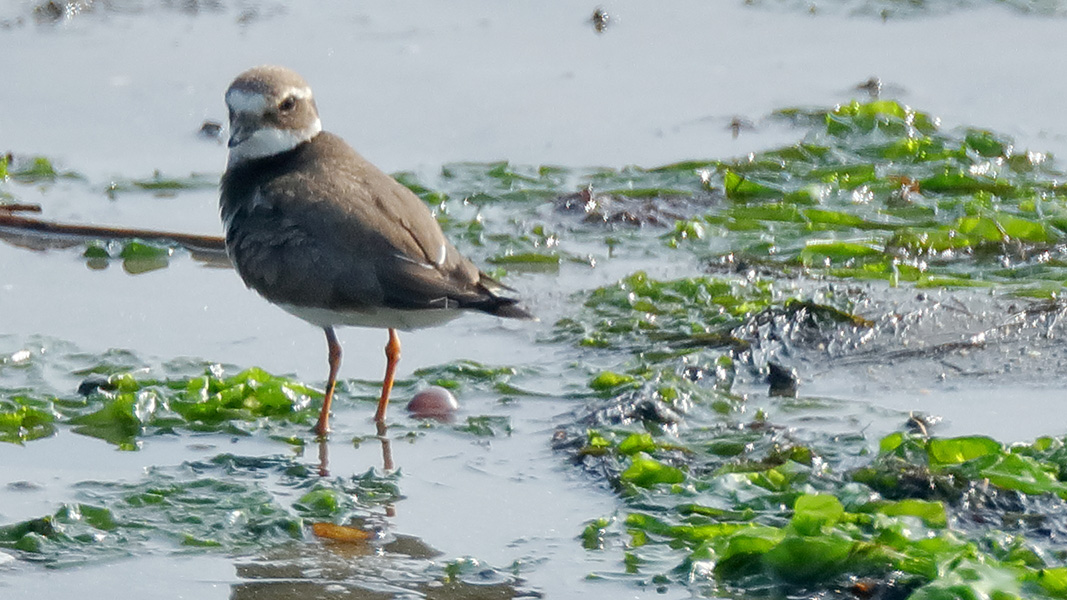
[278,96,297,112]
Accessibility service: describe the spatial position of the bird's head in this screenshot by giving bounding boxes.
[224,65,322,167]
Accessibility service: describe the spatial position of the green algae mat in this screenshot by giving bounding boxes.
[6,99,1067,598]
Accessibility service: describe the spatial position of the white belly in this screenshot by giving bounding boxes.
[276,302,463,331]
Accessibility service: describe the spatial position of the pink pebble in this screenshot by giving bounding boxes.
[406,386,459,419]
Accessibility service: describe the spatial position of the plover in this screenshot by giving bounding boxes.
[220,65,533,437]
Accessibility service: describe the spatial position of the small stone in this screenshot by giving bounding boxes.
[590,7,609,33]
[406,386,459,419]
[6,480,43,492]
[198,120,224,142]
[77,375,113,396]
[767,362,798,398]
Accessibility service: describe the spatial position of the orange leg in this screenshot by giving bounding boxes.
[373,328,401,423]
[314,327,342,438]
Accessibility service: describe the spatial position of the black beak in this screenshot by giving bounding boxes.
[228,115,255,148]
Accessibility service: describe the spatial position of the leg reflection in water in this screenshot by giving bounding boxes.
[315,421,395,518]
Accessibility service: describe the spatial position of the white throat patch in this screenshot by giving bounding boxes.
[227,120,321,166]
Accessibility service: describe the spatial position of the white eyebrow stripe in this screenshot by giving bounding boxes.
[225,86,313,114]
[281,86,313,100]
[226,89,268,113]
[435,243,447,266]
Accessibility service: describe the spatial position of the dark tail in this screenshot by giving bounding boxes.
[488,297,537,320]
[472,273,537,321]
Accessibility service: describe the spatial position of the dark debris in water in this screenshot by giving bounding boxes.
[20,0,242,24]
[31,1,90,24]
[742,0,1067,18]
[555,185,721,228]
[589,6,609,33]
[197,119,224,143]
[766,362,798,397]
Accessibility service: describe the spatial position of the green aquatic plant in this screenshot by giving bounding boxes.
[382,102,1067,297]
[556,270,865,373]
[0,395,55,444]
[0,453,398,566]
[0,356,534,448]
[665,100,1067,295]
[6,95,1067,600]
[82,240,174,274]
[104,171,218,197]
[574,421,1067,598]
[7,99,1067,297]
[67,367,320,449]
[0,154,84,184]
[11,156,60,183]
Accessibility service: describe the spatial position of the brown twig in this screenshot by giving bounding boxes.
[0,212,227,255]
[0,203,43,213]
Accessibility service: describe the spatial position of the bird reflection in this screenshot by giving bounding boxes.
[377,421,394,472]
[315,421,394,482]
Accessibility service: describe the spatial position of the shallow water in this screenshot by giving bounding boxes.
[4,2,1067,599]
[6,2,1067,177]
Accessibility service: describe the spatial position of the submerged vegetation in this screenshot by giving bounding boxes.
[568,395,1067,598]
[669,100,1067,296]
[5,99,1067,598]
[0,454,381,565]
[0,358,524,449]
[545,100,1067,598]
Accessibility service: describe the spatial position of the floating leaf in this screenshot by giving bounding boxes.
[310,522,372,542]
[0,399,55,444]
[927,436,1002,467]
[620,456,685,488]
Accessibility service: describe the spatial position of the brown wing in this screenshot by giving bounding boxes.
[223,132,529,318]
